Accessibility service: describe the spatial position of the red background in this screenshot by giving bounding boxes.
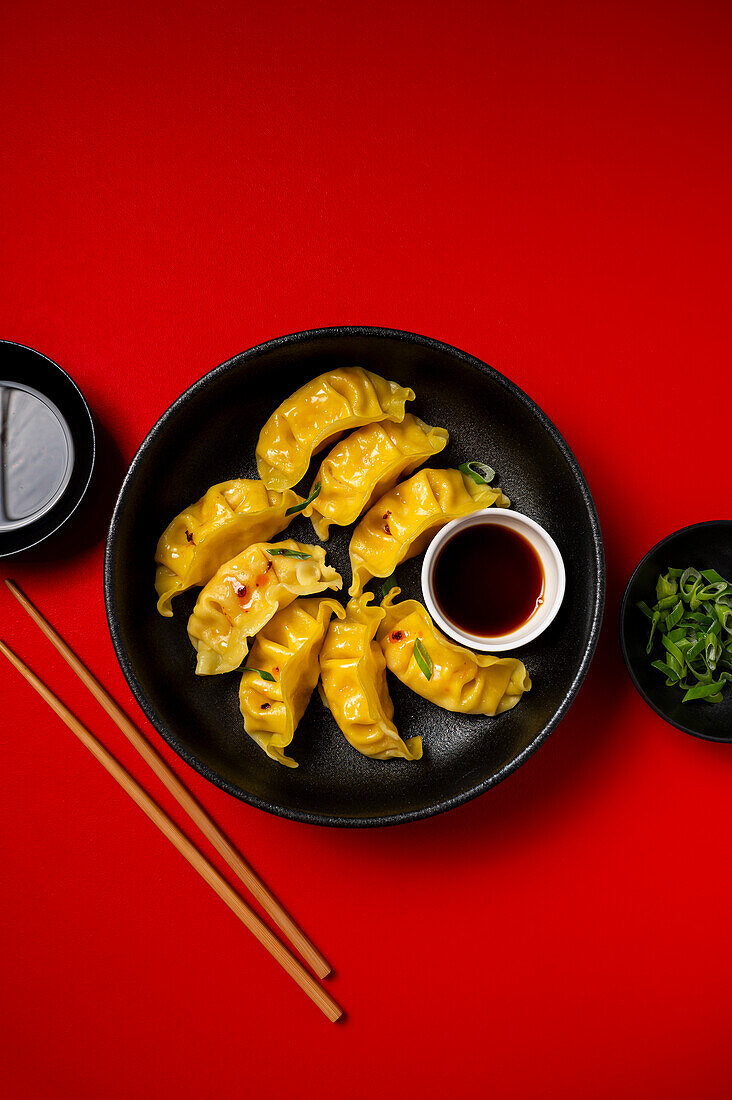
[2,1,731,1096]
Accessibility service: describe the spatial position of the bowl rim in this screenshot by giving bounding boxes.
[0,339,96,558]
[421,507,567,651]
[104,325,606,826]
[618,518,732,743]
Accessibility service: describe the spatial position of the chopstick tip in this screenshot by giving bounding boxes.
[5,578,26,602]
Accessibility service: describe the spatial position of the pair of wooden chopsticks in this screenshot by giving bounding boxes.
[0,580,342,1023]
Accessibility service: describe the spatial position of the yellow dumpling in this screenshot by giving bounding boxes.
[304,415,449,541]
[187,540,342,675]
[154,479,304,616]
[238,598,345,768]
[348,468,510,596]
[319,593,422,761]
[378,589,531,715]
[256,367,415,491]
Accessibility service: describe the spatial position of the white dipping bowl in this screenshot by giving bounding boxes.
[421,508,566,652]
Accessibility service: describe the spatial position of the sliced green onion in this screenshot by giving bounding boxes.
[699,581,728,600]
[705,634,721,670]
[285,482,322,516]
[656,595,678,612]
[381,573,396,599]
[267,548,311,559]
[651,659,680,684]
[686,634,707,662]
[646,610,660,654]
[458,461,495,485]
[656,572,678,600]
[661,633,684,673]
[413,638,433,680]
[665,600,684,630]
[638,564,732,705]
[682,680,725,703]
[242,668,276,682]
[701,568,727,584]
[679,567,701,597]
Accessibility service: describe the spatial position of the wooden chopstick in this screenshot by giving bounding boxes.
[0,637,342,1023]
[5,579,330,980]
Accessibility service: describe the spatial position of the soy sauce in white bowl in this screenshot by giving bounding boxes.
[422,508,566,652]
[432,522,545,637]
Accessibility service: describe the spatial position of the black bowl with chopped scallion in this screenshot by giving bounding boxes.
[620,521,732,742]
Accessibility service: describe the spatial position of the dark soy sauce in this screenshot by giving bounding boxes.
[433,522,544,637]
[0,382,74,533]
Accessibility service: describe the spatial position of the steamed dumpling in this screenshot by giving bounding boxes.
[319,593,422,761]
[304,415,449,541]
[187,540,342,675]
[154,479,304,616]
[239,598,345,768]
[378,589,531,715]
[256,367,415,491]
[349,468,509,596]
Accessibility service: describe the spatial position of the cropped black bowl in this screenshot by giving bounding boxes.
[620,520,732,742]
[105,327,605,826]
[0,340,96,558]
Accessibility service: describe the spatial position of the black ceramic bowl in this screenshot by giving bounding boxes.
[620,520,732,742]
[104,327,605,826]
[0,341,95,558]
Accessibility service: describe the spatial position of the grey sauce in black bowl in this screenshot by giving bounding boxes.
[0,342,95,559]
[0,381,75,533]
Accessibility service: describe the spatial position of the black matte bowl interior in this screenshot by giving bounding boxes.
[620,520,732,742]
[0,340,95,558]
[104,327,605,826]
